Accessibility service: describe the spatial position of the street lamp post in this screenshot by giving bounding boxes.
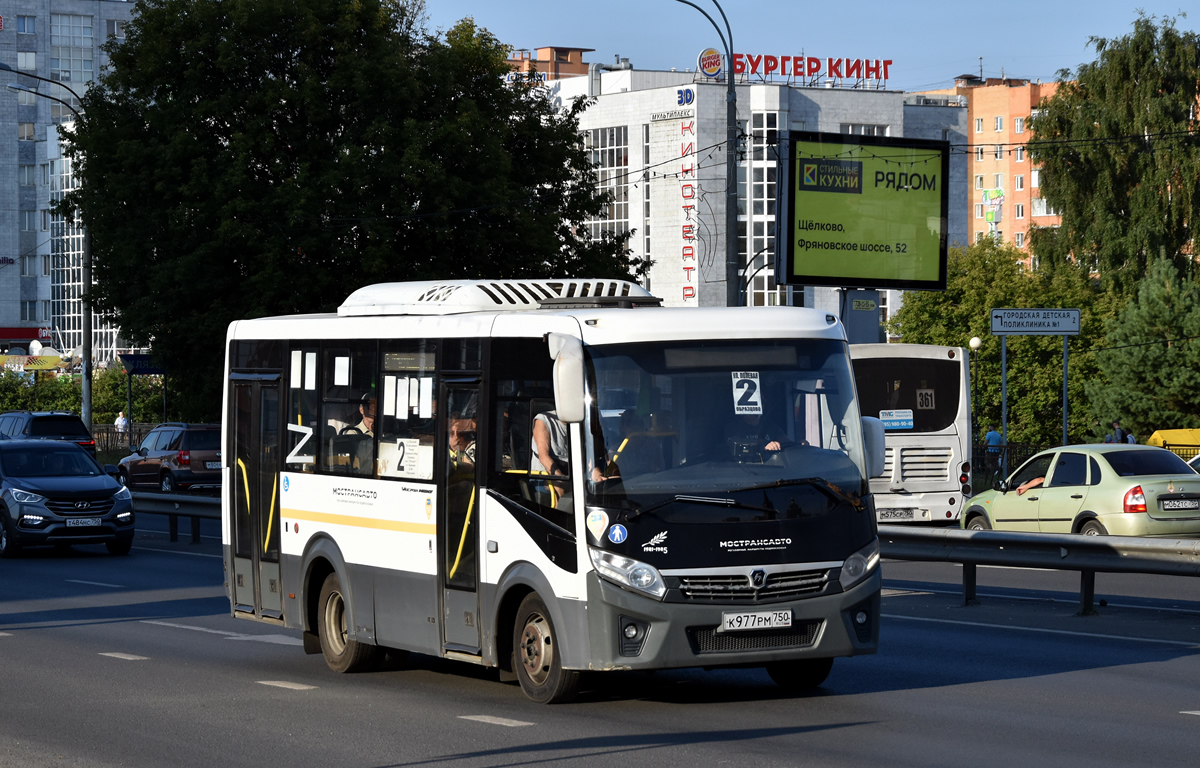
[2,64,93,432]
[673,0,739,307]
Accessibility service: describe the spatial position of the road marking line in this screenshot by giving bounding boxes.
[100,652,149,660]
[141,620,243,636]
[0,632,11,637]
[131,546,222,559]
[458,715,534,727]
[225,634,304,646]
[1181,711,1200,716]
[141,620,303,645]
[882,613,1200,648]
[258,681,316,691]
[65,579,124,588]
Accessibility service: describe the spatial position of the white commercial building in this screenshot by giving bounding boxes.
[547,56,968,334]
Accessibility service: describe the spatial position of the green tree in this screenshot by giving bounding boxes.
[1086,258,1200,440]
[889,240,1109,444]
[1028,14,1200,290]
[66,0,637,421]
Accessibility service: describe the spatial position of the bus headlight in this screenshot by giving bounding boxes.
[588,548,667,600]
[839,538,880,592]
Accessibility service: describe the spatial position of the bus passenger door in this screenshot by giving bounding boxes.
[230,378,284,620]
[441,384,480,652]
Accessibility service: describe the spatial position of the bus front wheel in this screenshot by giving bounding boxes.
[513,592,580,704]
[317,572,380,673]
[766,657,834,691]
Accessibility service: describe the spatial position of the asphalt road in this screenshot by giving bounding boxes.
[3,529,1200,767]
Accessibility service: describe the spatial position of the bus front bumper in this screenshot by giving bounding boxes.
[581,570,880,672]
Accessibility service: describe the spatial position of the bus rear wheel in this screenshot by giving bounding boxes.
[513,592,580,704]
[766,657,834,691]
[317,572,380,673]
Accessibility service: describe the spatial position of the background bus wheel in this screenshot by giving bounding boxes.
[966,515,990,531]
[766,657,834,690]
[513,592,579,704]
[1080,520,1107,536]
[317,572,379,673]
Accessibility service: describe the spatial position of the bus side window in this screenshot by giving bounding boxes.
[377,341,438,481]
[320,342,378,477]
[286,347,319,472]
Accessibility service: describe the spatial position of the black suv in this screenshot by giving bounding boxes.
[0,411,96,457]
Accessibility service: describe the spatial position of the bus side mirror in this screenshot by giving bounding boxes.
[547,332,586,424]
[860,416,885,479]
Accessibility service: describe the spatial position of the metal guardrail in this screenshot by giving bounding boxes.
[131,491,220,544]
[878,524,1200,615]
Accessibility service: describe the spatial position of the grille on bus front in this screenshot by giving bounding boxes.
[677,569,830,603]
[686,621,822,654]
[898,446,953,480]
[44,498,115,515]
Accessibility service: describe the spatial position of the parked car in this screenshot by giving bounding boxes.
[0,411,96,456]
[118,423,221,493]
[963,444,1200,537]
[0,440,133,556]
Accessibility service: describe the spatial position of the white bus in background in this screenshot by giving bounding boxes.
[849,343,972,524]
[223,279,886,703]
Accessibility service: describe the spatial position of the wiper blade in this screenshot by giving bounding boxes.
[623,494,775,522]
[730,477,863,509]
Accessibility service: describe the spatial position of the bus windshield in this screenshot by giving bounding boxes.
[852,356,962,433]
[584,339,867,520]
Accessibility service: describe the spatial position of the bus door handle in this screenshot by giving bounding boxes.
[889,488,909,494]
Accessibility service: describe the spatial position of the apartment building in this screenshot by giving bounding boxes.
[0,0,135,360]
[919,75,1062,254]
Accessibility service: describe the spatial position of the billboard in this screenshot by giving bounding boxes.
[783,131,949,290]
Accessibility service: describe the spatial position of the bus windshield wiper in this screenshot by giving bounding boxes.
[730,477,863,509]
[624,494,775,522]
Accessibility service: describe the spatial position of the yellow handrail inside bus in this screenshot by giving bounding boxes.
[502,468,560,508]
[237,458,251,515]
[447,485,476,580]
[263,474,278,555]
[605,437,630,477]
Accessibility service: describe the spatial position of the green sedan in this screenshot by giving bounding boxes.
[962,444,1200,537]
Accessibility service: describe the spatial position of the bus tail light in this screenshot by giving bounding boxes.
[1123,486,1146,513]
[176,450,191,466]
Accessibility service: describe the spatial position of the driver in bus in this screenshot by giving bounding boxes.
[341,393,377,437]
[724,412,786,459]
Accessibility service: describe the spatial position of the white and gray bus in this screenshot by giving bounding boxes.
[850,343,973,524]
[223,279,885,703]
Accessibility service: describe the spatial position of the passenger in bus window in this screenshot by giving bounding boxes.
[449,414,476,470]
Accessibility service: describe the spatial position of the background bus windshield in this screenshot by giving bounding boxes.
[585,339,866,519]
[852,357,961,433]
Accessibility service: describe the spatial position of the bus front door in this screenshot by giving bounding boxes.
[441,384,481,652]
[230,378,284,620]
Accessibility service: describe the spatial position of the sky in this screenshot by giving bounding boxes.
[424,1,1193,92]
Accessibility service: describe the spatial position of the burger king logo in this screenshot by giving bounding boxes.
[697,48,723,78]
